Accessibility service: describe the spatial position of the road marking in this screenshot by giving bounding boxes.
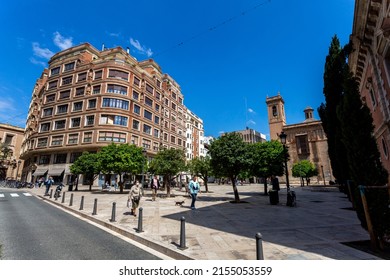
[0,194,4,198]
[10,193,19,197]
[23,193,32,196]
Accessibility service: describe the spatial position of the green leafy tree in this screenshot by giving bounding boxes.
[188,156,213,192]
[149,148,186,196]
[208,133,251,202]
[98,143,144,193]
[70,152,100,191]
[249,140,286,195]
[291,160,318,186]
[0,143,13,180]
[318,35,350,185]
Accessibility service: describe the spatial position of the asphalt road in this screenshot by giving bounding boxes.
[0,188,161,260]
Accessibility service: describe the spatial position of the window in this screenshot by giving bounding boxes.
[37,138,48,148]
[133,76,140,86]
[77,72,87,82]
[171,124,176,132]
[107,84,127,95]
[153,128,159,138]
[131,135,139,145]
[83,131,93,143]
[39,155,50,164]
[54,153,67,164]
[70,152,82,163]
[171,102,176,110]
[296,135,309,155]
[146,84,154,94]
[93,85,101,94]
[68,134,79,144]
[114,116,128,126]
[85,115,95,126]
[51,135,63,146]
[71,117,81,128]
[43,108,53,117]
[94,70,102,80]
[40,123,50,132]
[178,138,182,146]
[73,102,83,111]
[48,80,58,89]
[144,109,152,120]
[100,115,128,126]
[46,94,56,103]
[155,92,161,100]
[178,97,183,104]
[143,124,151,135]
[171,135,176,144]
[62,76,73,85]
[59,90,71,99]
[132,119,140,130]
[102,98,129,110]
[172,92,176,100]
[156,80,161,88]
[54,120,66,130]
[50,67,60,76]
[272,106,278,117]
[57,104,68,114]
[164,133,168,141]
[75,87,85,96]
[155,104,160,112]
[154,116,160,124]
[132,90,139,100]
[98,131,126,143]
[134,104,140,115]
[64,62,75,72]
[142,138,151,150]
[88,99,96,109]
[108,69,129,80]
[153,142,159,151]
[145,96,153,107]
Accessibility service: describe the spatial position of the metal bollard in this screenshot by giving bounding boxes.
[49,189,53,199]
[61,192,66,203]
[79,196,84,210]
[54,191,58,201]
[179,216,187,250]
[256,232,264,260]
[69,193,74,206]
[137,207,143,232]
[110,202,116,222]
[92,198,98,215]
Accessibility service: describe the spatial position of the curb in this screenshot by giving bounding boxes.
[37,194,193,260]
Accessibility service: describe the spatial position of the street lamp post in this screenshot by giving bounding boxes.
[279,131,290,191]
[141,148,147,195]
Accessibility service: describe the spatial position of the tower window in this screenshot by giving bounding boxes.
[272,106,278,117]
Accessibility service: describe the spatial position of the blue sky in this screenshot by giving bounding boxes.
[0,0,354,139]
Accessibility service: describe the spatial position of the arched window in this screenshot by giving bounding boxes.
[272,106,277,117]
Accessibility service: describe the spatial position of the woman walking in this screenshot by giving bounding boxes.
[128,181,142,216]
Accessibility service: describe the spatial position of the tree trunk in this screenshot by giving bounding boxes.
[263,177,268,195]
[231,176,240,202]
[204,177,209,193]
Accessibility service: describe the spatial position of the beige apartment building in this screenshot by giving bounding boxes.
[20,43,187,185]
[0,123,24,180]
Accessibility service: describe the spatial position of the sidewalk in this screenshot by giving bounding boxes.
[27,183,380,260]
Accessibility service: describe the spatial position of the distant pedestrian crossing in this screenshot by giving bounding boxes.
[0,193,33,198]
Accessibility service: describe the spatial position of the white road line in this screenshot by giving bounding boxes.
[10,193,19,197]
[0,194,4,198]
[23,193,32,197]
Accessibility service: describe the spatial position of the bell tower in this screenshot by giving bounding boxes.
[266,92,286,140]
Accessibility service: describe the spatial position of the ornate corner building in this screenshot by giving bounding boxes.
[0,123,24,180]
[20,43,195,185]
[266,93,333,185]
[349,0,390,182]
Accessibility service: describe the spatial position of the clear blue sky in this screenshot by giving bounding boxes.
[0,0,354,139]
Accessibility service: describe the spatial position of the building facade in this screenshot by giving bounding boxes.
[185,108,205,160]
[20,43,188,185]
[0,123,24,180]
[349,0,390,183]
[266,93,333,185]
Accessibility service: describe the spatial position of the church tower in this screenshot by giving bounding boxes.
[266,92,286,140]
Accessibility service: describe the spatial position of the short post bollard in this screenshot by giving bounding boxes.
[61,192,66,203]
[256,232,264,260]
[79,196,84,210]
[92,198,98,215]
[137,207,143,232]
[179,216,187,250]
[110,202,116,222]
[54,191,58,201]
[69,193,74,207]
[49,189,53,199]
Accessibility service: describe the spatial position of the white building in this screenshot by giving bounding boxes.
[185,108,205,160]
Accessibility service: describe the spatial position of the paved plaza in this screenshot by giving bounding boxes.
[25,183,380,260]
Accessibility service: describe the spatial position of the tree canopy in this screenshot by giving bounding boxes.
[69,152,100,190]
[187,155,213,192]
[291,160,318,186]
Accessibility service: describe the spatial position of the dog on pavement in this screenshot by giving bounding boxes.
[175,201,185,206]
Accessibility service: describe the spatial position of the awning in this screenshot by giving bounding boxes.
[48,165,65,176]
[33,166,48,177]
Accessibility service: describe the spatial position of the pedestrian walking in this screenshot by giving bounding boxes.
[271,175,280,191]
[44,176,54,196]
[113,178,118,192]
[129,180,142,216]
[189,176,200,210]
[150,175,160,201]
